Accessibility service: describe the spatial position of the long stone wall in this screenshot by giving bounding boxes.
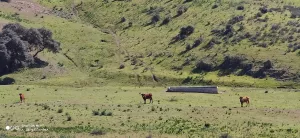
[166,86,218,94]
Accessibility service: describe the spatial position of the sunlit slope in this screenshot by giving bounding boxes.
[1,0,300,87]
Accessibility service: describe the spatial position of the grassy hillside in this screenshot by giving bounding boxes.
[1,0,300,88]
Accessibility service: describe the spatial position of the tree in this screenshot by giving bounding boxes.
[33,28,60,57]
[0,44,9,73]
[0,23,61,75]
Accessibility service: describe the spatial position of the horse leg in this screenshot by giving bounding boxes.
[150,98,153,104]
[143,98,146,104]
[241,102,243,107]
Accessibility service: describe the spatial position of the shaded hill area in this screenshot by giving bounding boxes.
[1,0,300,88]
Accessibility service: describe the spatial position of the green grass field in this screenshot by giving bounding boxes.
[1,85,300,138]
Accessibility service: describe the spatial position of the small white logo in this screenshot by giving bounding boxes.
[5,124,47,132]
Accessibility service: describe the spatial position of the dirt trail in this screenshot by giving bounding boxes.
[0,0,49,15]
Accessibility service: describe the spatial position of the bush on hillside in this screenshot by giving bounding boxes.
[237,5,244,10]
[92,110,99,116]
[270,24,281,32]
[151,14,160,24]
[263,60,272,69]
[160,17,170,26]
[252,68,266,78]
[195,60,214,72]
[170,26,194,44]
[259,7,268,14]
[223,24,234,36]
[175,6,188,18]
[192,37,204,48]
[185,44,191,51]
[212,5,218,9]
[288,43,300,52]
[118,64,125,69]
[238,63,253,76]
[180,26,194,37]
[227,16,244,25]
[119,17,126,23]
[219,55,245,70]
[67,116,72,121]
[57,108,63,113]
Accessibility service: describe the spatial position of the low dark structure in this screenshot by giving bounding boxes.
[166,86,218,94]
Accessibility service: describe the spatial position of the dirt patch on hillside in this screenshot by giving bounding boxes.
[0,0,49,15]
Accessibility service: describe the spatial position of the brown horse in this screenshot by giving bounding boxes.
[239,96,250,107]
[140,93,153,104]
[19,93,25,103]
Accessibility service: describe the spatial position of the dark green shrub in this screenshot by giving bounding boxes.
[57,108,63,113]
[93,110,99,116]
[90,128,106,135]
[67,116,72,121]
[106,112,112,116]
